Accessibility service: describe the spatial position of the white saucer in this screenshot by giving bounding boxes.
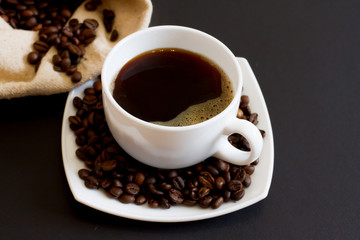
[61,57,274,222]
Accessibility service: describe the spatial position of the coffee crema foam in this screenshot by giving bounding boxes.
[153,66,234,127]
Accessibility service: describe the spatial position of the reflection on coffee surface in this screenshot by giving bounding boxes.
[113,48,234,126]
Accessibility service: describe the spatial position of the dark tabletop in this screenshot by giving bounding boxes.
[1,0,360,239]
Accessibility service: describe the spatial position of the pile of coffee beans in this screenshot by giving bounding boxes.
[0,0,118,82]
[69,79,265,209]
[50,18,99,83]
[0,0,83,30]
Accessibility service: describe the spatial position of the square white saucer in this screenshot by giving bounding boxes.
[61,57,274,222]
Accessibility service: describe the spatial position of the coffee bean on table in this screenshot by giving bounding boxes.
[69,79,263,209]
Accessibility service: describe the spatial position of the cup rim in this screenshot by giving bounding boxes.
[102,25,242,132]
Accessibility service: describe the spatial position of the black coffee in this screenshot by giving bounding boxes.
[112,48,233,126]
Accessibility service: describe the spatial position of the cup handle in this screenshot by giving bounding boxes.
[213,117,263,165]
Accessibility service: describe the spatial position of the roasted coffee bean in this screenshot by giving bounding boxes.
[78,169,91,180]
[205,165,219,176]
[112,179,123,188]
[161,182,172,191]
[169,188,184,204]
[33,40,49,52]
[65,65,77,76]
[119,194,135,204]
[61,8,72,19]
[240,95,249,106]
[9,17,17,28]
[61,57,71,71]
[110,29,118,41]
[145,176,156,185]
[199,196,213,208]
[61,49,70,58]
[135,195,147,205]
[251,158,260,165]
[83,18,98,29]
[160,197,171,209]
[62,25,73,37]
[21,9,34,18]
[5,0,19,5]
[194,163,203,172]
[80,28,96,41]
[198,187,210,198]
[212,159,230,172]
[100,159,116,171]
[53,65,62,72]
[260,129,266,138]
[244,165,255,175]
[223,171,231,183]
[232,189,245,201]
[102,9,114,32]
[71,71,82,83]
[100,178,111,189]
[233,168,246,182]
[25,16,37,28]
[47,33,59,44]
[211,196,224,209]
[223,190,231,202]
[69,115,82,126]
[69,18,79,27]
[243,174,251,187]
[75,148,87,161]
[148,198,159,208]
[1,14,9,22]
[85,0,102,11]
[125,183,140,195]
[68,43,81,56]
[148,184,163,196]
[103,9,115,21]
[172,176,185,190]
[93,81,102,92]
[215,176,226,190]
[84,87,97,96]
[198,171,215,189]
[249,113,258,125]
[228,180,243,192]
[109,186,123,198]
[134,172,145,186]
[84,175,99,189]
[27,51,40,64]
[237,108,244,119]
[183,199,197,206]
[167,170,178,179]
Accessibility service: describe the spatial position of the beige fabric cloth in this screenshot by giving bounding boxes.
[0,0,152,99]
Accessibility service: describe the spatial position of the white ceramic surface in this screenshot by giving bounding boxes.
[61,58,274,222]
[101,25,263,169]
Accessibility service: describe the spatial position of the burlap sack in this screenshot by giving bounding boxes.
[0,0,152,99]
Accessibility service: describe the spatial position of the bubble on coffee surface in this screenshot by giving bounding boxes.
[153,71,234,127]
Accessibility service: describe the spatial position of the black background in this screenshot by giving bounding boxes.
[1,1,359,239]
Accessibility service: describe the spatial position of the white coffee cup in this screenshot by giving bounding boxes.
[101,25,263,169]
